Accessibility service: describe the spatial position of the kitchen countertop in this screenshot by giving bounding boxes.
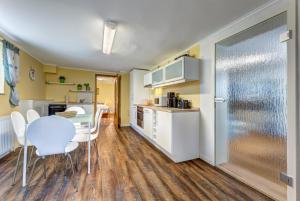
[135,105,200,113]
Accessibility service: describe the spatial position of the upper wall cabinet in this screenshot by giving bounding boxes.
[152,68,164,85]
[144,56,199,88]
[144,72,152,87]
[130,69,150,105]
[165,59,184,82]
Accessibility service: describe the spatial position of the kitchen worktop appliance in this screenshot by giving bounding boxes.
[48,104,67,115]
[137,106,144,128]
[154,96,167,107]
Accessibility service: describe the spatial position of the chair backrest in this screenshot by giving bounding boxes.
[27,116,76,156]
[66,106,85,114]
[91,109,101,132]
[11,111,26,145]
[27,109,40,124]
[94,110,103,136]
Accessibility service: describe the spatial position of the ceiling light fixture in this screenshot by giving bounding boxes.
[102,21,117,55]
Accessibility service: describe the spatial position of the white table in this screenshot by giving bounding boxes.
[22,114,93,187]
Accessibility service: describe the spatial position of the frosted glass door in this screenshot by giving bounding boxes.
[215,13,287,200]
[165,60,184,82]
[152,69,163,85]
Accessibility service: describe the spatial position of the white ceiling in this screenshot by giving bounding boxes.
[0,0,271,72]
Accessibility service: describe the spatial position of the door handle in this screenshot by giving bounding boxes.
[215,97,226,103]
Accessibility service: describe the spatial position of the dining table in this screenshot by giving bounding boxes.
[22,113,94,187]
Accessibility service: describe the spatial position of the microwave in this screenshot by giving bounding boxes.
[154,96,167,107]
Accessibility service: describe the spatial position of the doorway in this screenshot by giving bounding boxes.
[215,12,287,200]
[95,74,120,127]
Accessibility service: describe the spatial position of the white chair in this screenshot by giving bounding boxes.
[72,110,103,162]
[66,106,86,128]
[27,116,79,184]
[26,109,40,124]
[75,109,102,134]
[66,106,86,114]
[10,111,33,185]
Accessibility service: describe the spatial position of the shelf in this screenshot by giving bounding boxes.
[46,81,76,86]
[69,90,94,93]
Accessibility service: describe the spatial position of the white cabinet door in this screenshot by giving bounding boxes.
[130,70,150,105]
[164,59,184,83]
[152,69,164,85]
[156,111,172,153]
[130,106,137,126]
[144,72,152,87]
[143,108,153,138]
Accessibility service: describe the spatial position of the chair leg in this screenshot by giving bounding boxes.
[53,155,57,173]
[29,157,41,184]
[74,149,79,171]
[94,140,100,163]
[66,153,75,176]
[42,157,47,179]
[66,153,78,191]
[12,147,23,185]
[28,146,34,168]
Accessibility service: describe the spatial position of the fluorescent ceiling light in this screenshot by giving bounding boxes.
[102,21,117,55]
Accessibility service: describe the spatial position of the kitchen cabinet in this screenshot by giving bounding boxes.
[165,59,184,82]
[131,107,200,163]
[146,56,200,88]
[163,56,199,84]
[144,72,152,87]
[143,108,153,138]
[130,69,150,128]
[130,69,150,106]
[151,68,164,85]
[156,111,172,153]
[130,106,137,127]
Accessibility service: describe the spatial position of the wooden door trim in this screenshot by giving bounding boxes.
[95,74,120,127]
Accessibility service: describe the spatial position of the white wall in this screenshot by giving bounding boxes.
[198,0,288,165]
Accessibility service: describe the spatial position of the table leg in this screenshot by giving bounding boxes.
[88,122,91,174]
[22,125,28,187]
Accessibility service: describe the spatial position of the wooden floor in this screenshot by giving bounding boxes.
[0,117,273,201]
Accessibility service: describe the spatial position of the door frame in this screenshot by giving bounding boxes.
[94,74,121,128]
[287,0,298,200]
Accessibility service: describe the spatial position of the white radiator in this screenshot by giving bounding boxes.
[0,116,14,158]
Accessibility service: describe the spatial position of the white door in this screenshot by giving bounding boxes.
[156,111,172,153]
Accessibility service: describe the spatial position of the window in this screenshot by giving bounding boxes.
[0,42,3,94]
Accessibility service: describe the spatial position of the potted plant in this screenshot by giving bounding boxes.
[77,84,83,91]
[58,75,66,83]
[84,83,90,91]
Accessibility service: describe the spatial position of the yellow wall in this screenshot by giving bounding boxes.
[0,43,46,116]
[120,73,129,126]
[151,44,200,107]
[45,67,95,102]
[96,80,115,112]
[0,37,130,127]
[43,64,57,74]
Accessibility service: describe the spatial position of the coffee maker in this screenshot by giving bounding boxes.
[167,92,178,108]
